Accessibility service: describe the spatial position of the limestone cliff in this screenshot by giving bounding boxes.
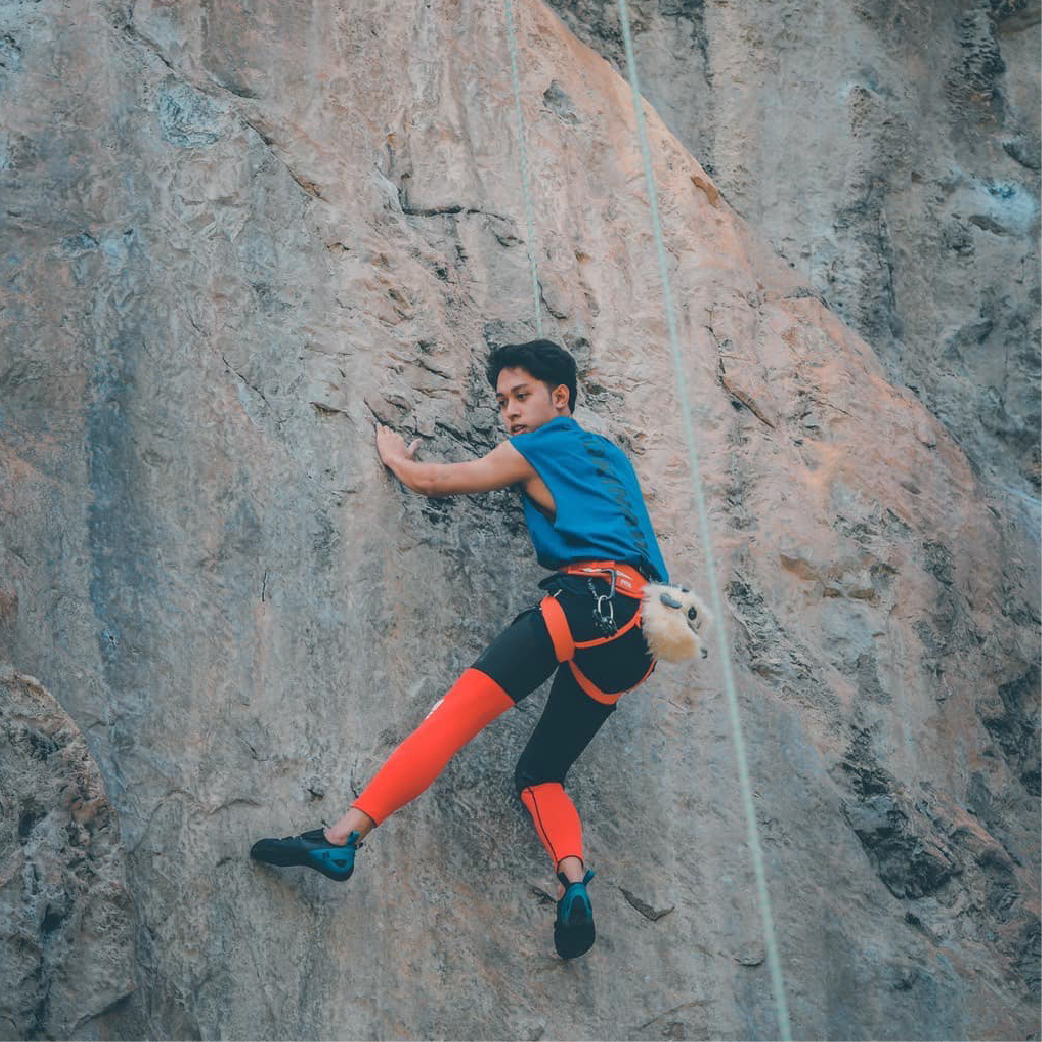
[0,0,1038,1039]
[0,669,136,1039]
[549,0,1042,503]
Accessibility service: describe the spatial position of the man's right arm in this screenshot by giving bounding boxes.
[423,440,535,497]
[379,431,533,495]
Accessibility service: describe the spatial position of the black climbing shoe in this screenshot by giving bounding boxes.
[554,869,596,959]
[250,828,361,882]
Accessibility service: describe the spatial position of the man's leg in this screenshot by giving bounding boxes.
[512,666,616,959]
[325,667,512,841]
[324,605,559,844]
[514,665,616,883]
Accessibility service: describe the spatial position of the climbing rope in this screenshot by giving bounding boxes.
[503,0,543,336]
[501,2,791,1035]
[614,1,792,1037]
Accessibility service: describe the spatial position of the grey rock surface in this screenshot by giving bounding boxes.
[0,0,1038,1039]
[547,0,1042,500]
[0,669,136,1040]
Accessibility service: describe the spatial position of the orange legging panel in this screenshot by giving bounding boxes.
[352,668,513,826]
[520,782,583,868]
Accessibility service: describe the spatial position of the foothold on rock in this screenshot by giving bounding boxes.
[543,79,580,124]
[529,885,555,906]
[690,173,719,207]
[157,80,222,148]
[620,886,674,921]
[734,943,765,967]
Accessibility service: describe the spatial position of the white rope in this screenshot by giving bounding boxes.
[500,2,791,1033]
[614,2,792,1037]
[503,0,543,336]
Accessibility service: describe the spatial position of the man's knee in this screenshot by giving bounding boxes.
[514,760,534,800]
[514,758,561,800]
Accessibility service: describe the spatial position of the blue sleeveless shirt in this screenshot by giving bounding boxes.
[510,416,669,583]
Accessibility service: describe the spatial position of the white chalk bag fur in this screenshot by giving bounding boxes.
[639,583,712,663]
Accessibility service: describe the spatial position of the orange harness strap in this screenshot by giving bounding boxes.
[539,593,575,663]
[570,656,657,706]
[559,561,648,599]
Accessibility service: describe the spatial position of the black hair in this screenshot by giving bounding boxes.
[486,339,578,413]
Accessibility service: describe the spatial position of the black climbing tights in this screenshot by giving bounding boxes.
[352,573,656,868]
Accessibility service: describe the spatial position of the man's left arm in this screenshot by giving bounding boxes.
[376,423,534,496]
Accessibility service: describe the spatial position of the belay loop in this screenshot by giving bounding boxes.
[587,574,618,636]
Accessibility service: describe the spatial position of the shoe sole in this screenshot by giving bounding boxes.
[555,904,596,959]
[250,839,355,882]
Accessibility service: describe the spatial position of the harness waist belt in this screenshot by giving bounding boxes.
[558,560,649,599]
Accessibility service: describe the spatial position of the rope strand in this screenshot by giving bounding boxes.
[502,3,791,1035]
[614,2,792,1037]
[503,0,543,336]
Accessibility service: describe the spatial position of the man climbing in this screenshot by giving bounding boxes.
[251,338,670,960]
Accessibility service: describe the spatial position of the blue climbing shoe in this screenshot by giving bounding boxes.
[250,828,361,882]
[554,869,596,959]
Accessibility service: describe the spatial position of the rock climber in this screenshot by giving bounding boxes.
[251,338,670,960]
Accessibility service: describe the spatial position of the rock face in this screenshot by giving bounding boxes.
[0,0,1038,1039]
[548,0,1042,499]
[0,669,136,1040]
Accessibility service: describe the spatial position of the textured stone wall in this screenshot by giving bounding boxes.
[548,0,1042,502]
[0,670,136,1040]
[0,0,1038,1038]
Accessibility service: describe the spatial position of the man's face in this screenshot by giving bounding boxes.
[495,366,569,436]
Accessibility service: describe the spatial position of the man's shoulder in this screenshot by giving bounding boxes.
[513,416,579,445]
[517,417,634,463]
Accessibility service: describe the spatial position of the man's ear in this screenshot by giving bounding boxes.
[553,383,570,410]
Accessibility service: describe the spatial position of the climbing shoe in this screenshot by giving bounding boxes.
[250,828,361,882]
[554,869,596,959]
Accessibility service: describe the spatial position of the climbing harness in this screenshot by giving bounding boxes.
[538,561,655,706]
[538,560,708,701]
[500,2,792,1037]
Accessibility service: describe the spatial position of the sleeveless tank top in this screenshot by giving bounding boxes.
[509,416,669,583]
